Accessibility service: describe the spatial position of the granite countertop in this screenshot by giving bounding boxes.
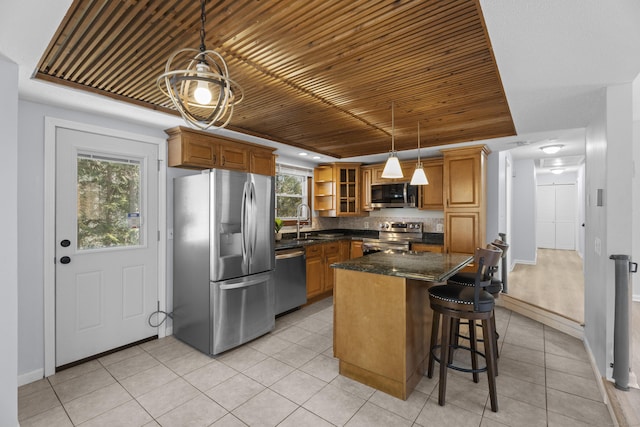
[331,251,473,282]
[274,229,377,250]
[275,229,444,251]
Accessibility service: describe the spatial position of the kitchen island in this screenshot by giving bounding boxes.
[331,251,472,400]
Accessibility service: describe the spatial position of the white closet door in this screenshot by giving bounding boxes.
[536,185,557,248]
[536,184,576,250]
[554,184,576,249]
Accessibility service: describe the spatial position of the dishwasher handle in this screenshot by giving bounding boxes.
[276,249,305,260]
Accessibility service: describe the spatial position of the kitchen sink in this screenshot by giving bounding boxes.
[293,238,319,244]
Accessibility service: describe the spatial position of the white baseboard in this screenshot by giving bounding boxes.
[497,294,583,339]
[512,258,537,266]
[18,368,44,387]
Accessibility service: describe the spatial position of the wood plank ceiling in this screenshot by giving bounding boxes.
[35,0,515,159]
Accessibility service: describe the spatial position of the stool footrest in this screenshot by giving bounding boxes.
[430,344,489,374]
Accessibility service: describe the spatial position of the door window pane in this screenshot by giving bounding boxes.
[77,153,143,250]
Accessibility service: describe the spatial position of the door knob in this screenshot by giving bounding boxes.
[60,239,71,247]
[60,256,71,264]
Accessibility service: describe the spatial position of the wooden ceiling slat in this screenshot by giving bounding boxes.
[246,2,476,80]
[39,1,108,77]
[72,2,187,89]
[35,0,515,159]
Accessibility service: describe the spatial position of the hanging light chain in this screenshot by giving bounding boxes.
[199,0,207,54]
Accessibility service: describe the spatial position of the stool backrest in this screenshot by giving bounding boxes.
[473,246,502,310]
[491,239,509,258]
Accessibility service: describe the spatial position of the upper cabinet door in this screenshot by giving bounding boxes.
[419,160,443,210]
[443,146,488,209]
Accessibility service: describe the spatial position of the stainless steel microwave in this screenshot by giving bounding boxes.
[370,182,418,208]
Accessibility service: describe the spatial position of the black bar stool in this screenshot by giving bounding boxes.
[427,246,502,412]
[447,239,509,357]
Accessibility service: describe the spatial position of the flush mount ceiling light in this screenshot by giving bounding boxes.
[540,144,564,155]
[157,0,243,130]
[410,122,429,186]
[551,168,565,175]
[381,101,403,179]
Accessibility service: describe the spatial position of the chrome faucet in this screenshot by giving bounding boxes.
[296,203,311,239]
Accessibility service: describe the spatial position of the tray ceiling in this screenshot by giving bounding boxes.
[35,0,515,158]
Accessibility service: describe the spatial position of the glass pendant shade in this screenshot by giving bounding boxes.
[410,122,429,185]
[410,165,429,185]
[381,101,404,179]
[382,155,403,178]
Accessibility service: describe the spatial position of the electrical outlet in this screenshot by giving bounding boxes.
[436,223,443,232]
[363,222,369,229]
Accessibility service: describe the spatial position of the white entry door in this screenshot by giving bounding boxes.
[55,127,159,367]
[536,184,576,250]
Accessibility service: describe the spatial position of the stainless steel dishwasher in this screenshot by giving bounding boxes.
[275,247,307,315]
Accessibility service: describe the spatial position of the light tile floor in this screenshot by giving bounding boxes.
[18,298,614,426]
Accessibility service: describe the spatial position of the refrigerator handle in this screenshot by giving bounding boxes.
[241,181,249,262]
[219,276,266,290]
[250,180,258,256]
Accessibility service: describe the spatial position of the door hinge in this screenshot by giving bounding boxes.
[158,230,161,241]
[158,159,162,171]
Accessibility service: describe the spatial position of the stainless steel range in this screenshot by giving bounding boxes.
[362,222,423,254]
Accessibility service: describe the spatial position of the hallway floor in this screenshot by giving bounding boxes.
[18,298,613,426]
[507,249,584,324]
[506,248,640,426]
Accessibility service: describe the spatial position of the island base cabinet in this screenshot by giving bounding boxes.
[333,269,435,400]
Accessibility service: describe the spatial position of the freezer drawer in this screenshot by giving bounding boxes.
[211,270,275,354]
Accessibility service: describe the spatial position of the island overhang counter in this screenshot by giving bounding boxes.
[331,251,473,400]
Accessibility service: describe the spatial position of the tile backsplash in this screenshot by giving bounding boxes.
[312,209,444,233]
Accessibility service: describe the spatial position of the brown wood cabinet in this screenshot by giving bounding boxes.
[305,241,344,299]
[323,242,341,292]
[360,167,373,211]
[411,242,444,253]
[419,159,444,210]
[339,240,351,261]
[442,145,489,257]
[334,269,434,399]
[305,244,324,299]
[314,163,363,217]
[370,161,414,184]
[350,240,364,258]
[165,126,276,175]
[313,165,334,213]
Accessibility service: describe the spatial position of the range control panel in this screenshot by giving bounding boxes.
[378,222,423,233]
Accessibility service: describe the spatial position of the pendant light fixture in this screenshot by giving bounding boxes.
[381,101,403,178]
[410,122,429,186]
[157,0,243,130]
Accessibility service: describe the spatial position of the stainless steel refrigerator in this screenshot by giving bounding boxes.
[173,169,275,355]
